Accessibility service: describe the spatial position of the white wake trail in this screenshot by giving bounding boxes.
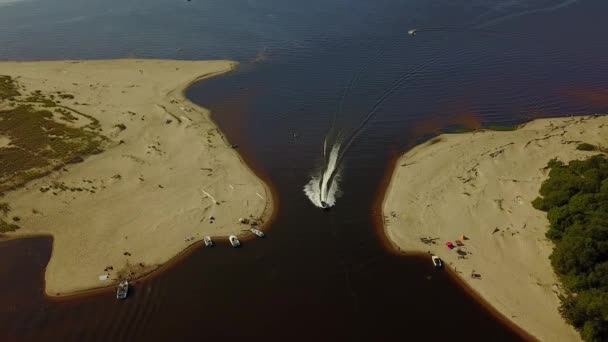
[304,143,341,208]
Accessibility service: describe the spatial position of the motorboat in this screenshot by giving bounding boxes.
[229,235,240,247]
[250,228,265,238]
[408,29,417,36]
[116,280,129,299]
[203,236,213,247]
[431,255,442,268]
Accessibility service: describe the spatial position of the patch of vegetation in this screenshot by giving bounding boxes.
[0,218,19,232]
[483,124,519,131]
[0,77,105,193]
[0,75,21,100]
[532,155,608,341]
[114,123,127,131]
[0,202,9,216]
[57,105,101,131]
[39,181,88,194]
[24,91,57,107]
[577,143,598,151]
[428,137,442,145]
[58,93,74,100]
[55,108,79,123]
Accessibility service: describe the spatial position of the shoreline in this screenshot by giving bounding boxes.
[0,59,274,296]
[372,152,536,341]
[380,115,608,341]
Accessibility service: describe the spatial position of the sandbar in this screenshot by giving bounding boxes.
[383,115,608,341]
[0,59,272,295]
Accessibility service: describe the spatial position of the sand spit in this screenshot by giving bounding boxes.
[383,115,608,341]
[0,60,272,295]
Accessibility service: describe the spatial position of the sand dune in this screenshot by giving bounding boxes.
[383,115,608,341]
[0,60,272,295]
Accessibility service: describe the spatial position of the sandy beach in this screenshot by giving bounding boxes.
[383,115,608,341]
[0,60,272,295]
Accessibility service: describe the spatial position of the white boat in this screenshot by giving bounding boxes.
[116,280,129,299]
[203,236,213,247]
[250,228,265,238]
[408,29,417,36]
[229,235,240,247]
[431,255,442,268]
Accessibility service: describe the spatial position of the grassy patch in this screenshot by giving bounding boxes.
[0,218,19,232]
[0,75,21,100]
[576,143,598,151]
[55,108,79,123]
[57,93,74,100]
[0,78,105,193]
[483,124,519,131]
[428,137,442,145]
[114,123,127,131]
[0,202,9,216]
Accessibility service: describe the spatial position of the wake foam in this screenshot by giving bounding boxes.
[304,143,341,208]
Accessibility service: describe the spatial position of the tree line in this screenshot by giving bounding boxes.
[533,152,608,341]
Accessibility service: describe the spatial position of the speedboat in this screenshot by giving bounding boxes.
[408,29,417,36]
[250,228,265,238]
[320,201,331,211]
[116,280,129,299]
[203,236,213,247]
[431,255,442,268]
[229,235,240,247]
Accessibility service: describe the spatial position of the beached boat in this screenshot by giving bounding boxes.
[116,280,129,299]
[250,228,265,238]
[204,236,213,247]
[431,255,442,268]
[229,235,240,247]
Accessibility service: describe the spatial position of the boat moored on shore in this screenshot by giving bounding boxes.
[250,228,264,238]
[431,255,442,268]
[229,235,240,247]
[204,236,213,247]
[116,280,129,299]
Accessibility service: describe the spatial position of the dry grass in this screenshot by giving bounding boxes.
[0,75,21,100]
[0,75,105,196]
[0,218,19,233]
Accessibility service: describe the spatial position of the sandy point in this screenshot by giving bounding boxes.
[382,114,608,341]
[0,59,273,296]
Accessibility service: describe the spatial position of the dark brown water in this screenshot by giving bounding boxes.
[2,0,608,340]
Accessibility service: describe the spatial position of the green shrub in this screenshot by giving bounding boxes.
[577,143,598,151]
[533,154,608,341]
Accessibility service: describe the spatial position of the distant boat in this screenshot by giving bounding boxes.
[431,255,442,268]
[116,280,129,299]
[229,235,241,247]
[204,236,213,247]
[408,29,417,36]
[250,228,265,238]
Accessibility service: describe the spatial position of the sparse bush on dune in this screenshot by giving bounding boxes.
[0,77,104,194]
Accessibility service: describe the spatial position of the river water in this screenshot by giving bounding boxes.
[1,0,608,340]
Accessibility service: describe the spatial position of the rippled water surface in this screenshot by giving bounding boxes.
[1,0,608,340]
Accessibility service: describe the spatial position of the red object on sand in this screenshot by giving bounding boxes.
[455,240,464,246]
[445,242,454,249]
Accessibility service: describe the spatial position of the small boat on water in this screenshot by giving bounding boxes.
[229,235,240,247]
[204,236,213,247]
[408,29,417,36]
[116,280,129,299]
[431,255,442,268]
[250,228,265,238]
